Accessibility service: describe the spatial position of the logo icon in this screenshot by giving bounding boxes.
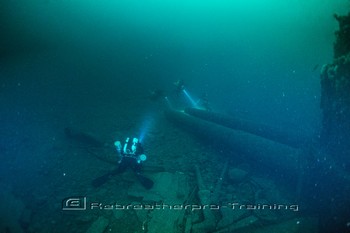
[62,197,87,211]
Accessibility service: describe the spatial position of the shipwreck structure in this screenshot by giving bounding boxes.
[320,12,350,167]
[166,25,350,229]
[165,109,303,177]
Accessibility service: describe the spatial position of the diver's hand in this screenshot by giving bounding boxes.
[114,141,122,151]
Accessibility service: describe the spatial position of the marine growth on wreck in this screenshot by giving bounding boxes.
[320,12,350,166]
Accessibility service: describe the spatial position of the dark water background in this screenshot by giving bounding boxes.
[2,0,349,128]
[1,0,350,232]
[2,0,350,119]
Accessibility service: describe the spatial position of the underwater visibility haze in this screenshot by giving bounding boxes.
[1,0,350,232]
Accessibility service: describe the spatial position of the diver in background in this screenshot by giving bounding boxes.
[174,79,185,95]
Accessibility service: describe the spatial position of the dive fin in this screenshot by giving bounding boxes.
[92,169,153,189]
[92,171,113,187]
[136,173,154,189]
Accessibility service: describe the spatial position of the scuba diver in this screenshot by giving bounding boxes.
[174,79,185,95]
[92,137,153,189]
[114,137,147,171]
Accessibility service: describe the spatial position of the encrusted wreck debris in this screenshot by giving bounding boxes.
[190,165,216,233]
[126,171,190,233]
[104,160,306,232]
[187,164,306,233]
